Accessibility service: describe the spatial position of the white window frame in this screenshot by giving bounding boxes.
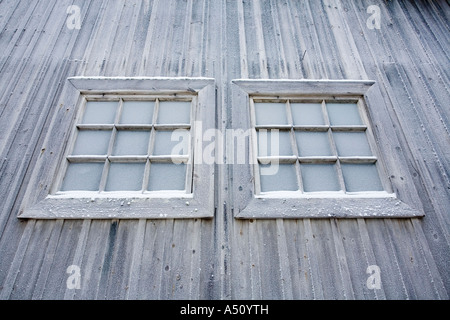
[231,79,424,219]
[55,94,195,196]
[250,97,389,197]
[19,77,215,219]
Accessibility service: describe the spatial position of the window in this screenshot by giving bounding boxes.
[251,98,386,196]
[231,79,424,218]
[20,77,215,219]
[59,97,193,195]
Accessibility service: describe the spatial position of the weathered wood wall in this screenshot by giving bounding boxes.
[0,0,448,299]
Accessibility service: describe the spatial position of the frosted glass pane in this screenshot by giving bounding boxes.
[341,163,383,192]
[112,131,150,155]
[326,102,362,126]
[157,101,191,124]
[72,130,111,155]
[153,130,190,156]
[296,131,332,157]
[301,164,341,192]
[257,130,292,156]
[291,103,325,126]
[61,162,104,191]
[82,101,117,124]
[148,163,186,191]
[105,163,145,191]
[333,132,372,156]
[259,163,298,192]
[254,102,288,125]
[120,101,154,124]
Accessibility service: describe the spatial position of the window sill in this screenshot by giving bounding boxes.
[48,190,193,199]
[235,196,424,219]
[255,190,395,199]
[19,195,211,219]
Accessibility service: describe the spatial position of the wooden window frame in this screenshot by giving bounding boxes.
[19,77,215,219]
[56,95,194,196]
[231,79,424,219]
[250,97,388,196]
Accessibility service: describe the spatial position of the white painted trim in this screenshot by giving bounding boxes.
[19,77,216,219]
[235,197,424,219]
[231,79,375,95]
[68,76,215,93]
[255,190,396,199]
[47,191,194,199]
[231,79,424,219]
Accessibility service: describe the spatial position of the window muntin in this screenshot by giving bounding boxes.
[231,79,423,218]
[18,77,215,219]
[55,95,194,196]
[250,97,387,197]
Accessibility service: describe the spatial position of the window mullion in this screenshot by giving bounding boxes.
[76,124,115,130]
[356,98,392,193]
[99,98,124,192]
[142,155,151,193]
[286,99,304,193]
[67,155,107,162]
[322,100,347,192]
[250,98,262,195]
[53,98,88,194]
[142,98,160,192]
[185,97,196,193]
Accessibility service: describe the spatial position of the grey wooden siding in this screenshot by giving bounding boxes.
[0,0,448,299]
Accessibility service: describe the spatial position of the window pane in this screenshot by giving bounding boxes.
[259,163,298,192]
[153,130,190,156]
[105,163,145,191]
[341,163,383,192]
[295,131,332,157]
[326,102,362,126]
[333,131,372,157]
[254,102,288,125]
[157,101,191,124]
[147,163,186,191]
[257,130,292,156]
[112,131,150,156]
[120,101,154,124]
[61,162,104,191]
[82,101,117,124]
[301,163,341,192]
[72,130,111,155]
[291,103,324,126]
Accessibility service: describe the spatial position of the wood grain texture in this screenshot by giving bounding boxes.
[0,0,448,300]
